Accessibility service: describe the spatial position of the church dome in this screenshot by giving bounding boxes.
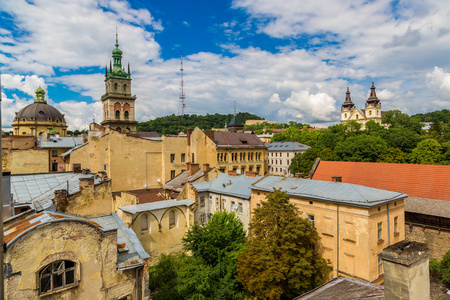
[112,47,123,56]
[15,102,65,122]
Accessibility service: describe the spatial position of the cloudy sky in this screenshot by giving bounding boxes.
[1,0,450,130]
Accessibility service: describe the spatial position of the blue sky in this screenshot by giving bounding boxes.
[1,0,450,130]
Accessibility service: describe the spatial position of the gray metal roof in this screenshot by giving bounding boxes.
[163,169,205,192]
[91,213,149,269]
[252,176,407,208]
[38,137,83,149]
[59,142,87,157]
[119,199,195,214]
[266,142,311,152]
[192,173,262,199]
[11,172,101,211]
[4,211,148,270]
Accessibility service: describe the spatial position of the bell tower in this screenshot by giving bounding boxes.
[100,31,137,134]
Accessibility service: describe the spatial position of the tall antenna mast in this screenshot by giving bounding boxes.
[178,51,186,115]
[234,100,237,116]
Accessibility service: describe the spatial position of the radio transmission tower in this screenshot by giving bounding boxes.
[178,51,186,115]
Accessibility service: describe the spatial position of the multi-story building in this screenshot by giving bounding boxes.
[185,171,261,231]
[250,175,407,283]
[267,141,310,176]
[341,81,383,130]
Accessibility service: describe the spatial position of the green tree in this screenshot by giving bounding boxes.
[289,148,319,175]
[441,249,450,284]
[377,148,407,163]
[237,189,331,300]
[365,120,384,133]
[334,135,387,162]
[409,139,443,164]
[382,110,423,133]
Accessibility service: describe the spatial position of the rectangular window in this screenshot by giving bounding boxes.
[200,196,205,207]
[200,213,206,223]
[181,153,185,162]
[394,216,398,233]
[231,201,236,212]
[216,197,219,211]
[103,164,108,171]
[170,153,175,163]
[308,215,315,227]
[171,170,175,179]
[378,257,383,275]
[238,202,243,214]
[209,196,212,207]
[241,167,245,174]
[222,198,226,210]
[287,153,289,157]
[377,222,382,240]
[51,150,58,157]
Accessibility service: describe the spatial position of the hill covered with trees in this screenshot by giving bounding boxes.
[137,112,264,135]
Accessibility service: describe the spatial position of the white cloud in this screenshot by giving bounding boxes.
[283,90,337,122]
[269,93,280,103]
[1,74,47,96]
[426,66,450,102]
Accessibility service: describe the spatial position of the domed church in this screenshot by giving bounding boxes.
[12,87,68,137]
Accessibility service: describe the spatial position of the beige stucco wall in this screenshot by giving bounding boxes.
[4,220,139,300]
[340,104,382,130]
[250,190,405,282]
[2,149,49,174]
[13,121,67,137]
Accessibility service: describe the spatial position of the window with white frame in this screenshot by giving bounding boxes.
[215,197,219,211]
[238,202,243,214]
[200,196,205,207]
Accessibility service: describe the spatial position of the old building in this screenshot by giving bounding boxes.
[185,171,261,231]
[311,160,450,259]
[267,141,310,176]
[250,175,407,283]
[117,199,195,264]
[38,135,83,172]
[187,127,268,175]
[100,33,137,134]
[12,87,68,137]
[63,130,187,192]
[3,210,150,299]
[340,81,383,130]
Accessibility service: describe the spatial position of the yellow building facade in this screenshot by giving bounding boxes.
[250,176,406,283]
[12,87,68,137]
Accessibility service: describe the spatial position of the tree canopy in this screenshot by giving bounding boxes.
[236,189,331,300]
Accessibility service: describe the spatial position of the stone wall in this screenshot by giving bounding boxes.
[406,224,450,259]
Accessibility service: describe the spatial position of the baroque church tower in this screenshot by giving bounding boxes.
[100,32,137,134]
[340,80,382,129]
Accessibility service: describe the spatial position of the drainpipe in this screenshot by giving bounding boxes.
[336,204,339,277]
[135,266,142,300]
[387,203,390,246]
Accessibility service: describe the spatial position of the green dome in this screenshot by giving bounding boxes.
[36,86,45,93]
[112,47,123,56]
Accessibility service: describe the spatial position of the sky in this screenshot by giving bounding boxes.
[1,0,450,131]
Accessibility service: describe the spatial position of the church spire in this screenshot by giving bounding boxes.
[112,29,123,71]
[105,29,130,80]
[341,84,355,109]
[366,78,380,106]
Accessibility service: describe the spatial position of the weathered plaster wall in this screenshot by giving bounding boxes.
[4,221,138,300]
[406,225,450,259]
[2,149,49,174]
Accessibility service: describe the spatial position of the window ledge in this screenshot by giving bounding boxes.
[40,283,79,298]
[343,238,356,243]
[377,239,384,245]
[322,233,334,237]
[394,232,400,237]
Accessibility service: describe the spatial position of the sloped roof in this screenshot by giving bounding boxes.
[117,188,166,204]
[252,175,406,208]
[3,211,148,269]
[11,172,102,211]
[163,168,205,192]
[266,142,310,152]
[38,137,83,149]
[312,161,450,202]
[118,199,195,214]
[294,276,384,300]
[214,132,265,147]
[192,173,262,199]
[137,131,160,138]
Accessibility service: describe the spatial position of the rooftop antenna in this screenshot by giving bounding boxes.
[234,100,237,116]
[178,51,186,115]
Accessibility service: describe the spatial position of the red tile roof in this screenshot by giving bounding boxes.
[312,161,450,201]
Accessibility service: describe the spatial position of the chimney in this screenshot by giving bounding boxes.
[189,163,200,176]
[82,168,91,175]
[72,164,82,173]
[331,176,342,182]
[295,173,304,179]
[204,130,215,141]
[186,128,192,146]
[380,241,430,300]
[228,170,238,177]
[203,164,210,172]
[53,189,68,213]
[79,176,95,190]
[97,171,107,179]
[245,171,258,177]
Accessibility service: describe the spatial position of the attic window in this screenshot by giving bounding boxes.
[39,111,45,115]
[239,138,248,144]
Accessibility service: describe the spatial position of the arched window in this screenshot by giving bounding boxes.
[124,111,129,119]
[114,83,118,90]
[39,260,77,295]
[369,110,372,116]
[141,214,149,232]
[344,113,347,118]
[169,210,177,229]
[123,84,127,92]
[115,110,120,119]
[356,114,359,119]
